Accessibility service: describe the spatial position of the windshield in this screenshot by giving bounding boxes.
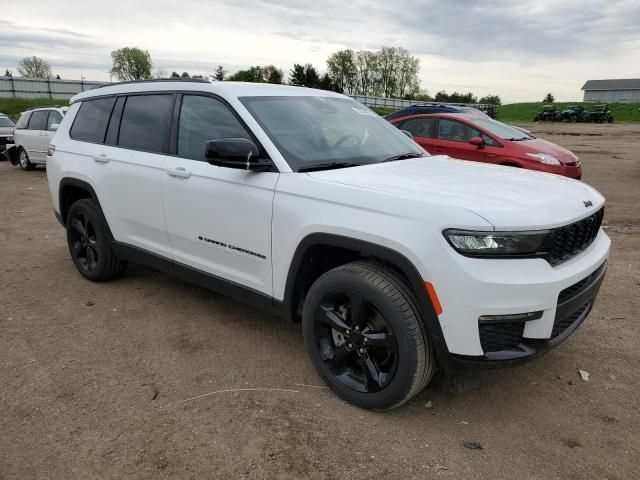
[0,117,15,128]
[472,118,533,141]
[239,96,426,171]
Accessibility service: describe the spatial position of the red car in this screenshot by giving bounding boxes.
[390,113,582,179]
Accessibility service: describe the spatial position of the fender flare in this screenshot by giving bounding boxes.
[280,232,450,364]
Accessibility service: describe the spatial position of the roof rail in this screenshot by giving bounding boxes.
[25,105,65,111]
[95,78,211,89]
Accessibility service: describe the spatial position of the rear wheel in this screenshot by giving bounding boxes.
[302,261,434,410]
[18,148,34,171]
[66,199,127,282]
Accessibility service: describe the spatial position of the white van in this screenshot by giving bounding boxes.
[11,106,67,170]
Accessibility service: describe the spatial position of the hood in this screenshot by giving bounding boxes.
[513,137,578,164]
[307,156,604,230]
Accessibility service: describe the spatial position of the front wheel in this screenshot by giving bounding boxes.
[302,261,435,410]
[18,148,34,171]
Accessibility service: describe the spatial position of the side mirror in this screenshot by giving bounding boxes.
[469,136,485,148]
[49,123,60,131]
[205,138,272,172]
[400,130,413,139]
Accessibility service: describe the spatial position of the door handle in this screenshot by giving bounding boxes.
[93,154,111,163]
[166,167,191,179]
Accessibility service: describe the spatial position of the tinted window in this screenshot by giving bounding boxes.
[47,111,63,131]
[28,111,48,130]
[70,98,116,143]
[178,95,251,161]
[15,112,31,129]
[400,118,436,138]
[0,117,15,127]
[438,119,481,143]
[118,95,174,153]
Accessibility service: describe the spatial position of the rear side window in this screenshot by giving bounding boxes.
[177,95,251,161]
[28,111,48,130]
[15,112,31,129]
[47,111,63,131]
[118,94,174,153]
[70,98,116,143]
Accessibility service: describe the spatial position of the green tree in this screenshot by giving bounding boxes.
[110,47,153,81]
[355,50,378,95]
[289,63,320,88]
[263,65,284,84]
[478,94,502,105]
[327,49,357,94]
[17,56,52,79]
[435,90,478,104]
[181,71,190,78]
[543,93,555,103]
[212,65,226,81]
[170,71,180,78]
[4,69,12,77]
[227,66,264,82]
[318,73,337,92]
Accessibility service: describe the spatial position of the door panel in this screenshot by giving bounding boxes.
[162,94,277,295]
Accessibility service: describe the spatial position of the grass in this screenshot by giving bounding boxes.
[496,102,640,123]
[0,98,69,120]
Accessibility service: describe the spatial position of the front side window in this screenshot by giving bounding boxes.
[15,112,31,129]
[472,118,533,141]
[47,111,63,131]
[178,95,251,161]
[70,98,116,143]
[438,119,481,143]
[118,94,174,153]
[240,96,425,171]
[28,111,48,130]
[399,117,436,138]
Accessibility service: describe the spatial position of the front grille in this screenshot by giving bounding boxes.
[551,302,590,338]
[544,208,604,266]
[479,321,525,353]
[558,262,606,303]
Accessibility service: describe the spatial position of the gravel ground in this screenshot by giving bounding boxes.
[1,122,638,479]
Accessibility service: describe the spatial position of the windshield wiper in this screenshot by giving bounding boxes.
[505,137,528,141]
[298,162,363,172]
[381,152,426,163]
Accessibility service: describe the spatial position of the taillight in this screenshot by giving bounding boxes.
[47,144,56,156]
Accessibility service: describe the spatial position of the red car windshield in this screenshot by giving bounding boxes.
[472,118,532,141]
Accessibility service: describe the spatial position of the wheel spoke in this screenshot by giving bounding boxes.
[320,306,350,333]
[359,352,385,388]
[362,330,394,349]
[70,218,86,237]
[87,247,97,269]
[347,292,368,329]
[330,345,351,365]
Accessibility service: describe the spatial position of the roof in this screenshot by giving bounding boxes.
[581,79,640,91]
[71,80,344,103]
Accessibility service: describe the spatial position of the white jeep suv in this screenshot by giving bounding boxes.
[10,106,66,170]
[46,80,610,410]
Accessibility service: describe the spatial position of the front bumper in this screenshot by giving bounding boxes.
[425,229,610,362]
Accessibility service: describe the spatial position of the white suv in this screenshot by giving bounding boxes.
[46,80,610,410]
[10,106,66,170]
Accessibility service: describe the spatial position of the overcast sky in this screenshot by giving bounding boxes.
[2,0,639,102]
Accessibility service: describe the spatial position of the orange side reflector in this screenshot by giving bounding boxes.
[424,281,443,316]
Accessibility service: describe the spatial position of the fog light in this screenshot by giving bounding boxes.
[478,311,543,324]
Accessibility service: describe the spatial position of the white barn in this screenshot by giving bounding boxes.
[581,79,640,103]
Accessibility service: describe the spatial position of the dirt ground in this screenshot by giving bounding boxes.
[1,122,638,480]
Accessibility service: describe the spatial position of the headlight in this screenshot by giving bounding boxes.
[526,152,561,165]
[443,229,548,256]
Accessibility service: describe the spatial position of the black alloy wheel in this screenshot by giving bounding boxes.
[68,210,99,273]
[314,289,399,393]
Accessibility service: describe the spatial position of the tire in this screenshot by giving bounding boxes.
[18,148,34,171]
[302,261,434,410]
[533,116,539,122]
[65,199,127,282]
[608,116,613,123]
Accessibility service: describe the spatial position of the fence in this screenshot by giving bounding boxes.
[350,94,497,117]
[0,77,105,100]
